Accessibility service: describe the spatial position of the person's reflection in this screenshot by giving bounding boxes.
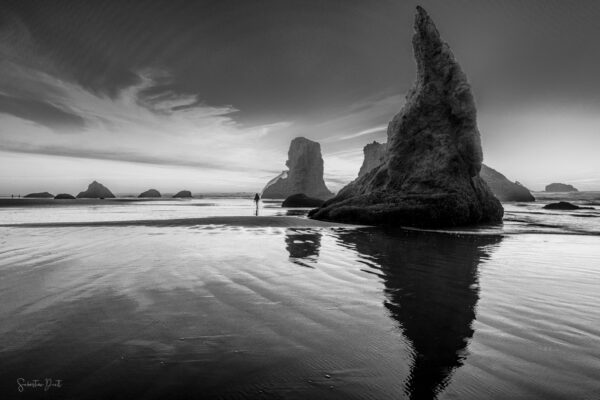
[338,229,502,400]
[284,228,322,267]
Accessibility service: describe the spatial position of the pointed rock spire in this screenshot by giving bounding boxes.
[310,7,503,227]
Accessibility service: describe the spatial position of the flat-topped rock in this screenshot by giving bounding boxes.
[545,183,578,192]
[77,181,115,198]
[138,189,161,198]
[262,137,333,200]
[24,192,54,198]
[310,7,503,227]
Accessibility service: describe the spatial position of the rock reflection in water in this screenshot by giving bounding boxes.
[337,229,502,399]
[284,228,322,267]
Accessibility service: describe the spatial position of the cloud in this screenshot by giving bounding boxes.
[0,57,292,183]
[0,94,86,132]
[0,140,277,173]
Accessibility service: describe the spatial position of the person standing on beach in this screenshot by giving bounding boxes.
[254,193,260,215]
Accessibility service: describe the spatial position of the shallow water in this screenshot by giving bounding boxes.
[0,198,599,399]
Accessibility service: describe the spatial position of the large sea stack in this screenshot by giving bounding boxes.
[262,137,333,200]
[76,181,115,198]
[310,7,503,227]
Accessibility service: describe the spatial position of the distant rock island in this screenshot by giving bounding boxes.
[310,7,503,227]
[77,181,115,198]
[262,137,333,200]
[358,142,534,202]
[54,193,76,200]
[138,189,161,198]
[544,201,593,210]
[479,165,535,202]
[173,190,192,198]
[545,183,578,192]
[282,193,325,208]
[24,192,54,198]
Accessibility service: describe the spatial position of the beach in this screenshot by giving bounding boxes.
[0,197,599,399]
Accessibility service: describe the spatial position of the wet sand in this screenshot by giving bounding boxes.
[0,198,599,399]
[0,198,174,208]
[0,216,360,228]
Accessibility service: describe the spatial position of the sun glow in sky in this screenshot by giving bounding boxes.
[1,0,599,195]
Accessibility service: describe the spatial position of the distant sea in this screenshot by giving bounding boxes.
[0,193,598,399]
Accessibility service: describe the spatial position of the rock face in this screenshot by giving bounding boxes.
[310,7,503,227]
[54,193,76,199]
[479,165,535,202]
[77,181,115,198]
[24,192,54,198]
[138,189,161,198]
[543,201,593,210]
[545,183,578,192]
[282,193,325,208]
[173,190,192,198]
[262,137,333,200]
[359,142,533,202]
[358,141,387,178]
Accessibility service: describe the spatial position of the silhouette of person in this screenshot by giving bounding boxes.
[253,193,260,215]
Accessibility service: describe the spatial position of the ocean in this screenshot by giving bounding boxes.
[0,195,599,399]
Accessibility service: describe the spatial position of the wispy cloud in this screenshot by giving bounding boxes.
[322,124,387,143]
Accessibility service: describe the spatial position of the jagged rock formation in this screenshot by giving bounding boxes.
[24,192,54,198]
[77,181,115,198]
[545,183,578,192]
[173,190,192,198]
[358,143,532,202]
[138,189,161,198]
[262,137,333,200]
[544,201,593,210]
[310,7,503,227]
[54,193,76,199]
[358,141,387,178]
[478,165,534,202]
[282,193,325,208]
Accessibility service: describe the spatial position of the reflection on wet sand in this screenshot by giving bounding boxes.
[285,228,322,267]
[337,229,502,399]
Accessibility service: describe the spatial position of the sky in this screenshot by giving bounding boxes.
[1,0,600,195]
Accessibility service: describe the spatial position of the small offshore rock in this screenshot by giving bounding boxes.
[173,190,192,198]
[545,183,578,192]
[138,189,161,198]
[54,193,76,200]
[543,201,593,210]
